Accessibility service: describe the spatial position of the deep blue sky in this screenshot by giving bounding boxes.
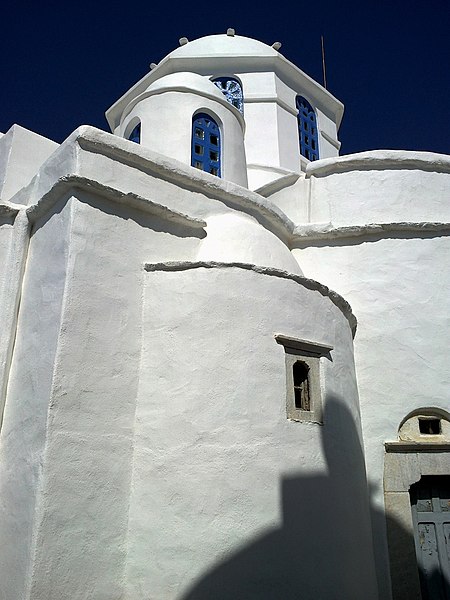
[1,1,449,156]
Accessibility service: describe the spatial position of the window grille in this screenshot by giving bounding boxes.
[296,96,319,161]
[191,113,221,177]
[128,122,141,144]
[212,77,244,114]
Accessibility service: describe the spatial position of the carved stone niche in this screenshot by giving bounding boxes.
[398,408,450,443]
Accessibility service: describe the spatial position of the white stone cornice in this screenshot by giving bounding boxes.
[74,127,296,243]
[253,170,301,198]
[244,94,298,116]
[274,334,333,355]
[306,150,450,178]
[320,129,341,150]
[0,202,21,217]
[145,260,357,334]
[120,84,245,133]
[385,442,450,453]
[292,221,450,244]
[8,126,294,244]
[9,127,450,251]
[25,174,206,230]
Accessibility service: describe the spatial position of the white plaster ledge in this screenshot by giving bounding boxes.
[320,129,341,150]
[122,85,245,132]
[306,150,450,178]
[292,221,450,243]
[145,260,357,334]
[73,127,295,243]
[249,163,299,177]
[385,442,450,453]
[244,95,298,117]
[274,334,333,355]
[25,174,206,230]
[0,202,22,217]
[253,169,301,198]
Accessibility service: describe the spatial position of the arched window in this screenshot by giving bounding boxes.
[293,361,310,411]
[128,122,141,144]
[212,77,244,114]
[296,96,319,161]
[191,113,221,177]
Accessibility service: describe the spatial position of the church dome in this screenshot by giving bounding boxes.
[165,34,278,59]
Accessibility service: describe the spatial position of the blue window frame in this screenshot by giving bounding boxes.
[296,97,319,161]
[191,113,221,177]
[128,122,141,144]
[212,77,244,114]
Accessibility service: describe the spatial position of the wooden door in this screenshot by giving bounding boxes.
[410,476,450,600]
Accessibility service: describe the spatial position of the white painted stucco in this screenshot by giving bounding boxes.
[306,151,450,227]
[0,124,58,203]
[289,154,450,599]
[0,31,449,600]
[124,264,376,599]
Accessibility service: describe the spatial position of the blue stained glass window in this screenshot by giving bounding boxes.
[191,113,221,177]
[296,97,319,161]
[128,122,141,144]
[212,77,244,114]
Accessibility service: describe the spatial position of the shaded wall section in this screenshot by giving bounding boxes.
[125,264,378,599]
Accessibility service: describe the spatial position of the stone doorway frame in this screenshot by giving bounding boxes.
[384,441,450,600]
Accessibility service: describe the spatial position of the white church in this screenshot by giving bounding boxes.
[0,31,449,600]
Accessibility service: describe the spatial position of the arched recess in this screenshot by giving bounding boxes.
[296,96,319,161]
[191,112,221,177]
[398,408,450,441]
[125,118,141,144]
[384,407,450,599]
[211,76,244,114]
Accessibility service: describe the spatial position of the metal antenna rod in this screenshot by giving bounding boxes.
[321,35,327,89]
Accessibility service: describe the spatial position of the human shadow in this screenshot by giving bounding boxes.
[180,393,450,599]
[420,567,450,600]
[181,395,382,599]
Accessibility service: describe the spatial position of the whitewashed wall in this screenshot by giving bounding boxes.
[0,125,58,203]
[126,264,377,599]
[290,154,450,599]
[305,151,450,226]
[0,199,73,600]
[0,127,378,597]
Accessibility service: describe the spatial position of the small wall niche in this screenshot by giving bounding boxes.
[398,408,450,443]
[418,417,441,436]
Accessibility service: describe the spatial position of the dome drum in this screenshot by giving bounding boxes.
[119,72,247,187]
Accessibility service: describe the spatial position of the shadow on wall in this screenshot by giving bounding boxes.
[179,395,444,600]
